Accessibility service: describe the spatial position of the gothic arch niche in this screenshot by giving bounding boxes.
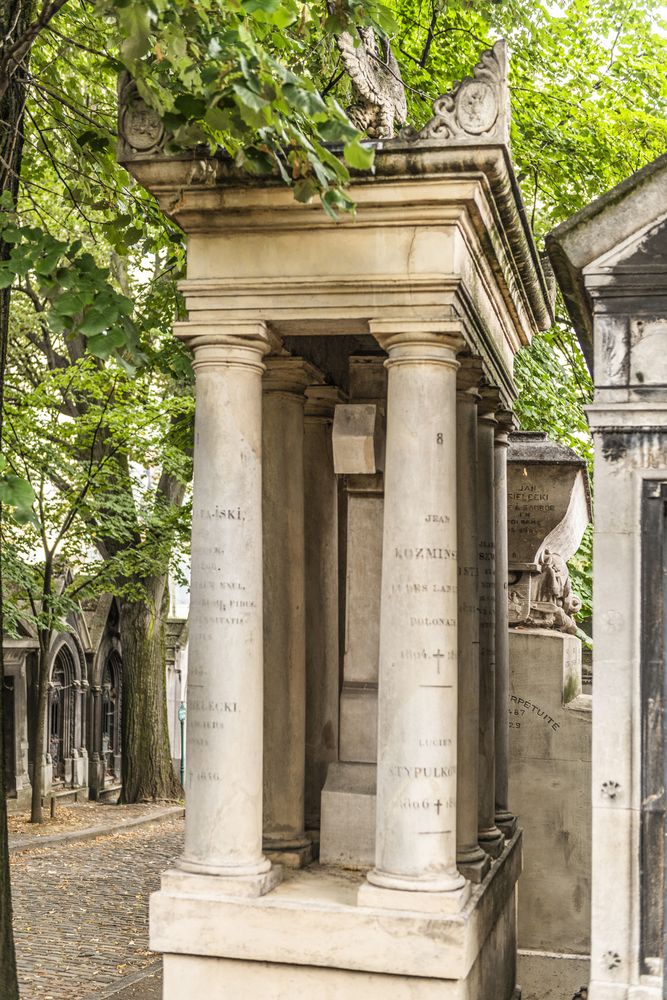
[101,651,122,778]
[48,645,77,782]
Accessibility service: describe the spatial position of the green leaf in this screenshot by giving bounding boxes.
[232,83,270,112]
[343,140,375,170]
[282,83,326,116]
[78,309,109,337]
[294,178,319,203]
[174,93,207,118]
[0,474,38,526]
[119,4,152,61]
[242,0,282,14]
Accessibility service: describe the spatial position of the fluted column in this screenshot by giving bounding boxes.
[494,409,517,837]
[456,359,490,883]
[358,321,469,913]
[304,385,345,829]
[477,390,504,858]
[262,357,319,865]
[176,320,279,894]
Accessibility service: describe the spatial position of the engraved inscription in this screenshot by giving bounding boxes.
[509,694,560,732]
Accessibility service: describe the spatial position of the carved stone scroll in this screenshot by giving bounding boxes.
[410,39,510,146]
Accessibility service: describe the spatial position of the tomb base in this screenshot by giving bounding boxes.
[152,833,522,1000]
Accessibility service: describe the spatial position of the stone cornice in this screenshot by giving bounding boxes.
[120,144,552,341]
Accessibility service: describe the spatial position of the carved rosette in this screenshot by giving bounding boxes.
[408,39,510,146]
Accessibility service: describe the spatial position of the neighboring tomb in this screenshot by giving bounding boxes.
[507,431,592,998]
[548,152,667,1000]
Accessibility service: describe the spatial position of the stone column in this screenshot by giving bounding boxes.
[477,390,504,858]
[262,356,319,866]
[176,321,279,894]
[494,409,517,838]
[89,685,104,799]
[359,322,469,912]
[456,360,490,883]
[304,385,345,830]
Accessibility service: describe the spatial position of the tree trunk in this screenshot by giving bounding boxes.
[29,647,49,824]
[119,577,181,802]
[0,1,37,992]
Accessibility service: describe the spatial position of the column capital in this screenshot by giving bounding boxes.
[369,320,464,368]
[457,356,484,400]
[173,320,273,373]
[477,386,500,424]
[494,409,517,447]
[263,356,324,397]
[304,385,347,420]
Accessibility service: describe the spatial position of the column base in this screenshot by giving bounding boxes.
[167,865,282,899]
[358,878,471,914]
[478,826,505,859]
[265,840,316,869]
[457,846,491,884]
[495,811,517,838]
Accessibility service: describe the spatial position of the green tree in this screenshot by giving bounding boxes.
[0,1,74,993]
[2,323,193,816]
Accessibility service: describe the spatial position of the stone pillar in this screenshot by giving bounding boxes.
[494,410,516,837]
[88,684,105,799]
[262,356,319,866]
[176,321,279,894]
[304,385,345,830]
[477,390,504,858]
[456,360,490,883]
[359,322,469,912]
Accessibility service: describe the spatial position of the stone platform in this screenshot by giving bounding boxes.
[152,833,521,999]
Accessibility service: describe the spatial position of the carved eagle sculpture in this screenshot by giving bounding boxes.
[337,28,408,139]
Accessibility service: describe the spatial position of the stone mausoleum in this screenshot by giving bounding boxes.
[120,41,555,998]
[548,152,667,1000]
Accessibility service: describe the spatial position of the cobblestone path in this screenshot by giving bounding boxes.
[10,815,183,1000]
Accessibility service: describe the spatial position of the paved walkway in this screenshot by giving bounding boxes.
[10,814,183,999]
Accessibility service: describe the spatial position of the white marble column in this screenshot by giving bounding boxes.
[262,357,319,865]
[176,321,279,893]
[359,322,469,912]
[477,390,504,858]
[456,360,491,883]
[304,385,345,830]
[494,409,517,838]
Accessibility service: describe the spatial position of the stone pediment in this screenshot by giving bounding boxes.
[546,152,667,372]
[584,214,667,276]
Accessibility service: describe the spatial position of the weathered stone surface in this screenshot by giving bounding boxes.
[507,432,590,570]
[332,403,385,475]
[548,153,667,999]
[509,630,591,959]
[507,432,591,635]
